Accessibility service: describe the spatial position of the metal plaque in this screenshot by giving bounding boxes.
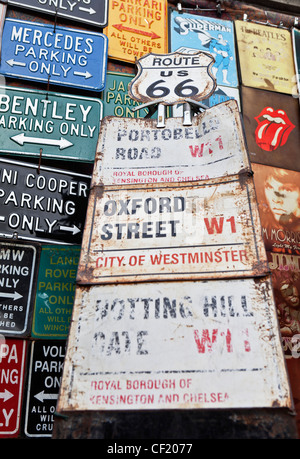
[235,20,296,95]
[0,338,27,437]
[104,0,168,63]
[77,174,268,284]
[103,72,150,118]
[128,51,216,105]
[94,100,250,186]
[0,86,102,162]
[24,340,66,437]
[0,240,40,337]
[0,19,108,92]
[32,245,80,339]
[0,158,91,245]
[292,28,300,98]
[7,0,109,28]
[252,163,300,255]
[57,277,292,411]
[170,11,238,88]
[241,86,300,171]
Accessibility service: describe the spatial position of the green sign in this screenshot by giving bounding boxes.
[32,245,80,339]
[0,85,102,162]
[102,72,150,118]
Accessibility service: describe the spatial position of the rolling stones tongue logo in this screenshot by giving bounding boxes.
[254,107,295,151]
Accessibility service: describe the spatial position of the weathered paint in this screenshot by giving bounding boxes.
[93,99,250,186]
[57,276,292,411]
[77,174,268,284]
[128,51,216,105]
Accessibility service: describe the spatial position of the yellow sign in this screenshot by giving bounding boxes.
[104,0,168,63]
[235,20,296,95]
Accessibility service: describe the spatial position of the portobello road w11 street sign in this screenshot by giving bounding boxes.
[57,277,292,411]
[0,240,40,338]
[77,174,268,285]
[0,158,91,245]
[0,86,102,162]
[128,51,217,105]
[93,99,250,186]
[0,19,108,92]
[7,0,109,28]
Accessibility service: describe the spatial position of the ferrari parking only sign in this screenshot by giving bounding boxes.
[129,51,217,105]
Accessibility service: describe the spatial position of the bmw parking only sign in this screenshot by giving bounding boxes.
[0,19,108,92]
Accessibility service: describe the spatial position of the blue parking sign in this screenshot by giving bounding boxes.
[0,19,108,92]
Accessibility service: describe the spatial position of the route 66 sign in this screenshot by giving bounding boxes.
[128,51,217,105]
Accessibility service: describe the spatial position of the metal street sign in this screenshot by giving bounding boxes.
[0,339,27,437]
[0,19,108,92]
[7,0,109,28]
[93,100,250,186]
[32,245,80,339]
[0,158,91,245]
[0,86,102,162]
[129,51,216,105]
[104,0,168,63]
[57,277,292,411]
[77,174,268,285]
[0,240,40,337]
[24,340,66,437]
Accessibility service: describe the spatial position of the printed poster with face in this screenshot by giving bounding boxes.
[241,86,300,171]
[252,163,300,255]
[170,10,238,88]
[235,20,296,95]
[268,251,300,358]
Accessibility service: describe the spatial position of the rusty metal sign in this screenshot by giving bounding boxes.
[57,276,292,411]
[93,99,250,186]
[241,86,300,171]
[103,0,168,63]
[235,20,296,95]
[128,51,216,105]
[77,174,268,285]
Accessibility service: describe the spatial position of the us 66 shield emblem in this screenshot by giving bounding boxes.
[128,51,217,106]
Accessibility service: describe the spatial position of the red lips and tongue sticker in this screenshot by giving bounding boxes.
[254,107,295,151]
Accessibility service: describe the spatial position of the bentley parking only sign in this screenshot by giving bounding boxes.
[129,51,217,105]
[0,19,108,92]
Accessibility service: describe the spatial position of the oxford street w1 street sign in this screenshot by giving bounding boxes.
[0,86,102,162]
[0,19,108,92]
[7,0,109,28]
[0,158,91,245]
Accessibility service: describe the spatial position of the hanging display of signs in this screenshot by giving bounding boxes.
[57,277,292,411]
[235,20,296,95]
[0,19,108,92]
[24,340,66,437]
[104,0,168,63]
[252,163,300,254]
[93,100,250,186]
[241,86,300,171]
[0,240,40,338]
[0,86,103,162]
[267,251,300,359]
[32,245,80,339]
[7,0,109,28]
[292,28,300,99]
[128,51,216,105]
[102,72,149,118]
[77,174,268,285]
[169,11,238,88]
[0,339,27,437]
[0,158,91,245]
